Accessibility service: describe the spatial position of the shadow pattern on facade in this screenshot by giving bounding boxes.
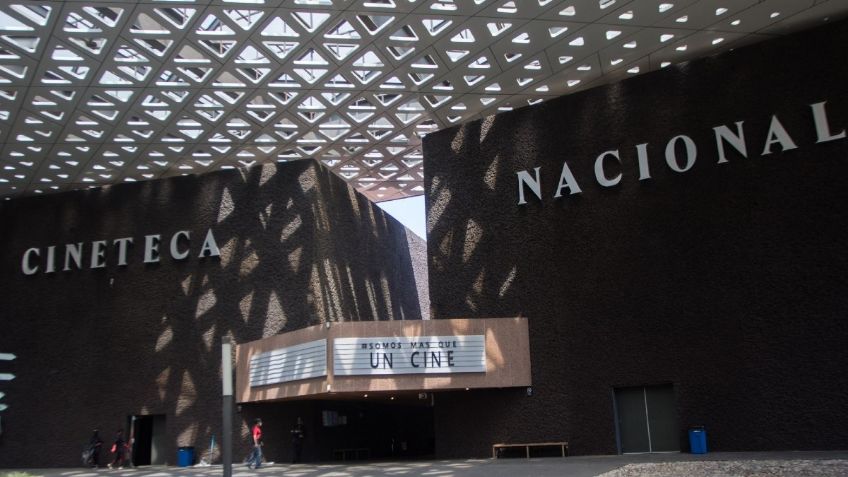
[423,20,848,457]
[0,160,428,467]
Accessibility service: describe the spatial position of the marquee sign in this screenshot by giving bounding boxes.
[333,335,486,376]
[249,339,327,387]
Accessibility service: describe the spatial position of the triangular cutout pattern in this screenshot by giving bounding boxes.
[0,0,735,200]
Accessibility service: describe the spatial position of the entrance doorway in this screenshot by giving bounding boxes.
[243,394,435,463]
[318,397,435,461]
[614,384,679,453]
[129,415,167,466]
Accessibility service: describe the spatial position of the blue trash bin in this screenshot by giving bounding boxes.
[689,427,707,454]
[177,446,195,467]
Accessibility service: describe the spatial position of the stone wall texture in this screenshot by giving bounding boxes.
[0,160,428,467]
[424,20,848,457]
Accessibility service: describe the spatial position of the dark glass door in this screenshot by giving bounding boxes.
[645,385,679,452]
[615,384,679,453]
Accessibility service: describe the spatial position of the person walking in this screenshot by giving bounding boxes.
[246,418,263,469]
[290,418,305,464]
[108,429,126,469]
[87,429,103,468]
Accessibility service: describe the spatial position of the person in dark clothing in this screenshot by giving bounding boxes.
[88,429,103,468]
[108,429,126,469]
[290,417,305,464]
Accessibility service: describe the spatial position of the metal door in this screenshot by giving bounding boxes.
[614,384,679,453]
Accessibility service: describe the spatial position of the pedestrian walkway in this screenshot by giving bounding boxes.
[2,451,847,477]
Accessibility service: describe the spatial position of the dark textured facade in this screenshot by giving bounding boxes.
[2,16,848,469]
[424,20,848,456]
[0,160,428,467]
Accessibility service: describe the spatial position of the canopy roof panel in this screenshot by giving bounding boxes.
[0,0,845,202]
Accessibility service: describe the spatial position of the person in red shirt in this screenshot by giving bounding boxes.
[107,429,126,469]
[246,419,263,469]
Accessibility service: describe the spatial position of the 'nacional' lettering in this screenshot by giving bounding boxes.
[594,150,622,187]
[665,135,697,173]
[554,161,582,198]
[761,115,798,155]
[714,121,747,164]
[514,100,846,205]
[516,167,542,205]
[811,101,846,143]
[635,143,651,180]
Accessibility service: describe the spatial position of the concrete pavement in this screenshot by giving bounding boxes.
[2,451,848,477]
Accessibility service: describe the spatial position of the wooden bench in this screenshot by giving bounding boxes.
[332,447,370,461]
[492,441,568,459]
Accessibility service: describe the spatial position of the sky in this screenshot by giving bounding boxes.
[376,195,426,241]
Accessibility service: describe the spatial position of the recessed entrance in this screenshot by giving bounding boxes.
[130,414,167,466]
[319,396,435,461]
[245,393,435,463]
[614,384,679,453]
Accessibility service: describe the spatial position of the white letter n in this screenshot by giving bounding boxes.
[516,167,542,205]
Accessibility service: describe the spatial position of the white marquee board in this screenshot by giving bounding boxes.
[249,339,327,387]
[333,335,486,376]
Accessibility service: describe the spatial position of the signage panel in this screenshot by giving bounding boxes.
[249,339,326,387]
[334,335,486,376]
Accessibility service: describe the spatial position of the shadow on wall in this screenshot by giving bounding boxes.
[426,113,527,320]
[423,18,848,457]
[424,114,552,458]
[0,159,428,467]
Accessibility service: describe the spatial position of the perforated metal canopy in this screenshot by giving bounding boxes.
[0,0,845,202]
